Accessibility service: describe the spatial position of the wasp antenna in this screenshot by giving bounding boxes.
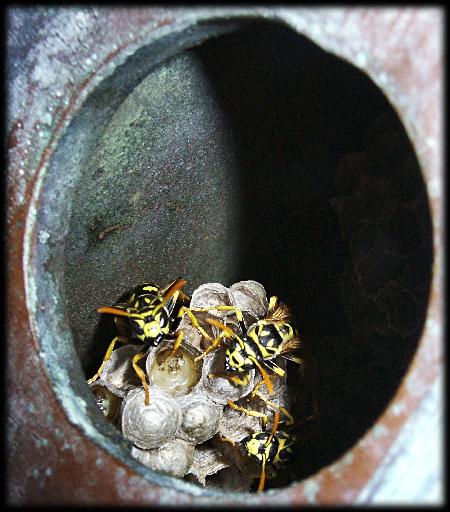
[164,278,187,299]
[257,456,267,492]
[97,306,140,318]
[153,279,187,314]
[269,411,280,439]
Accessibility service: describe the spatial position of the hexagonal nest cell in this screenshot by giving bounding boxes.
[31,18,433,493]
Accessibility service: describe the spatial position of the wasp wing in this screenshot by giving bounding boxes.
[264,302,291,323]
[278,336,302,354]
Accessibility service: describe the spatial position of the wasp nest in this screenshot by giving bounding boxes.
[90,280,302,490]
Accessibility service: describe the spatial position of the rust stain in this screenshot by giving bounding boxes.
[156,16,174,28]
[7,118,24,151]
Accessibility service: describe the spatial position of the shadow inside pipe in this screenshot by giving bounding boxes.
[191,22,433,483]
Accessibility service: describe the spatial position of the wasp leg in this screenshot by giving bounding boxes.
[247,379,294,426]
[186,305,247,338]
[168,330,185,358]
[194,331,227,362]
[247,356,274,396]
[218,433,238,447]
[261,358,286,378]
[205,318,246,352]
[132,350,151,405]
[165,289,180,318]
[179,289,191,304]
[178,306,214,341]
[252,391,294,426]
[217,434,254,469]
[188,305,245,322]
[208,372,251,387]
[249,375,280,398]
[226,400,269,426]
[167,281,190,307]
[257,456,268,492]
[87,335,128,384]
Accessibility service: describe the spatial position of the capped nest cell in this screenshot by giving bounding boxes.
[89,280,307,491]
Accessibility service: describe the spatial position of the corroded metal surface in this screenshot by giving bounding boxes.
[7,6,443,505]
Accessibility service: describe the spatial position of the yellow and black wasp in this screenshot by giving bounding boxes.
[87,278,208,405]
[192,295,305,398]
[221,411,296,492]
[244,430,296,492]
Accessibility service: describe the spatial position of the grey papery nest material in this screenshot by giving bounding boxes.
[131,439,195,478]
[92,280,294,490]
[121,387,182,449]
[98,344,143,397]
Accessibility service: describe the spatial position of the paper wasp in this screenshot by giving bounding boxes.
[192,296,304,397]
[87,278,209,405]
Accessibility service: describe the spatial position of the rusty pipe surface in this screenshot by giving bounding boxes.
[7,6,443,505]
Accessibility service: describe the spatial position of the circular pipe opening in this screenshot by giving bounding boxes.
[29,18,433,494]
